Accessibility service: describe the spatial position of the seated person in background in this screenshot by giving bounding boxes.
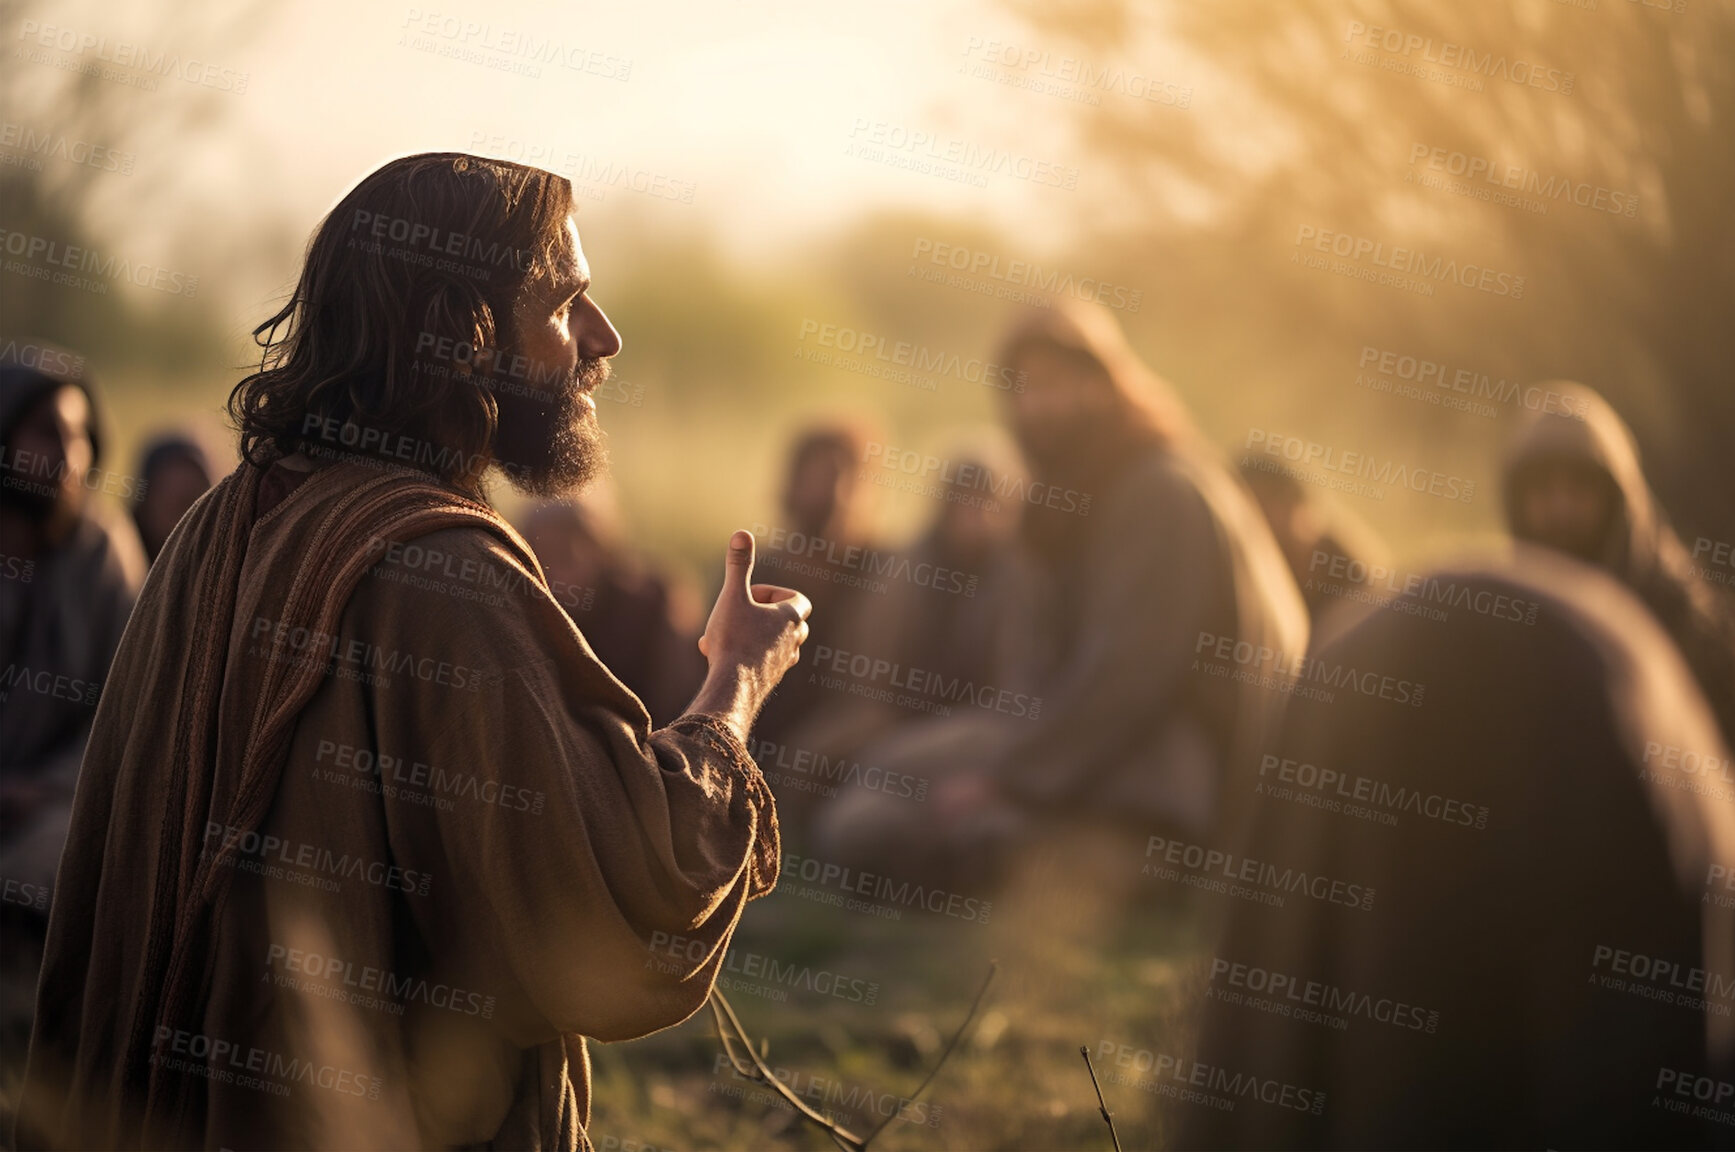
[518,493,706,728]
[856,433,1030,700]
[0,353,146,904]
[749,421,882,746]
[1182,548,1734,1150]
[1237,456,1389,628]
[772,431,1035,841]
[816,301,1308,892]
[0,352,146,1105]
[1503,381,1735,747]
[130,431,219,564]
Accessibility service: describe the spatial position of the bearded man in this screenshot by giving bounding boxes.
[816,301,1308,890]
[1504,381,1735,747]
[15,153,809,1151]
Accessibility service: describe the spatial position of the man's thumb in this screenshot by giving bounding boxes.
[725,529,756,594]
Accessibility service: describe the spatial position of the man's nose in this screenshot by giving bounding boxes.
[575,297,623,360]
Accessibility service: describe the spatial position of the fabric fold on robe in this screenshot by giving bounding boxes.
[18,455,778,1151]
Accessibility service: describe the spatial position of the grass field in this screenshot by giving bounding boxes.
[588,836,1218,1152]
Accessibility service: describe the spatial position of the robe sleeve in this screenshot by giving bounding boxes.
[349,527,779,1045]
[996,454,1227,805]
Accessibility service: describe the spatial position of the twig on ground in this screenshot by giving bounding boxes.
[1080,1044,1123,1152]
[708,959,999,1149]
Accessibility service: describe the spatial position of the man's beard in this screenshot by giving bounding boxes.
[492,357,611,498]
[1014,412,1103,483]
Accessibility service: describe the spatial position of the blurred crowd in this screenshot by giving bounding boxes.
[1,362,223,1088]
[3,295,1732,1142]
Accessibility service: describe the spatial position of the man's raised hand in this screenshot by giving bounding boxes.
[688,530,811,740]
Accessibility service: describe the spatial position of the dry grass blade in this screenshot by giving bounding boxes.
[709,990,866,1150]
[1079,1045,1123,1152]
[708,959,1000,1150]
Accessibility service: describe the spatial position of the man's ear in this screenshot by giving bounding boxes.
[461,302,512,383]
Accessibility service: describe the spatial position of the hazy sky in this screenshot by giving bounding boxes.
[7,0,1225,335]
[32,0,1153,276]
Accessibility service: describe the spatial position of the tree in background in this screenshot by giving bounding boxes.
[0,0,257,369]
[1006,0,1733,540]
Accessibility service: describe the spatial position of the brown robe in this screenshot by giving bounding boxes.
[566,570,705,730]
[815,302,1308,886]
[814,444,1309,887]
[1181,549,1735,1149]
[991,446,1308,841]
[16,455,778,1151]
[516,502,706,730]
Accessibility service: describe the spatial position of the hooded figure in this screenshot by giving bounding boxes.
[131,434,217,564]
[816,301,1308,888]
[1504,381,1735,748]
[0,351,146,1128]
[1180,549,1735,1149]
[0,353,146,901]
[1237,459,1391,628]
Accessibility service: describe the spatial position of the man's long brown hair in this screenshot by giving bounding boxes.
[228,152,574,493]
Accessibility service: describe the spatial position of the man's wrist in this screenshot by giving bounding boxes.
[682,663,759,743]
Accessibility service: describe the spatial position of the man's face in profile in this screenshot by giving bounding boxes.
[491,215,622,497]
[1515,457,1617,563]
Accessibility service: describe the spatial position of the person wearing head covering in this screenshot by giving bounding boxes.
[0,346,146,904]
[767,431,1037,843]
[1180,549,1735,1149]
[816,301,1308,890]
[131,433,217,564]
[1504,382,1735,747]
[0,346,146,1110]
[1237,458,1391,628]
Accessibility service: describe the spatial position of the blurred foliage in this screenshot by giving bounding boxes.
[0,0,256,365]
[5,0,1731,582]
[0,0,266,480]
[1006,0,1735,543]
[545,206,1038,589]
